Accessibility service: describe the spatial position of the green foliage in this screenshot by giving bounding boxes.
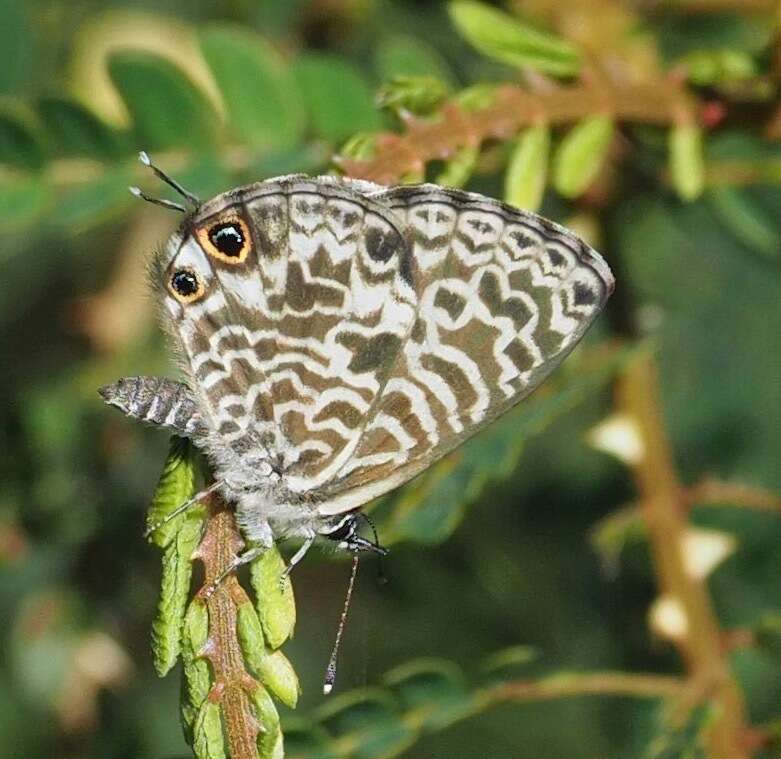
[110,52,219,151]
[504,123,551,211]
[448,0,581,76]
[293,54,381,142]
[553,116,615,198]
[199,26,305,151]
[376,75,451,116]
[250,545,296,649]
[669,122,705,201]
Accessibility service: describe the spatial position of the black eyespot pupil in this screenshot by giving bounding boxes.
[171,270,199,297]
[209,223,245,256]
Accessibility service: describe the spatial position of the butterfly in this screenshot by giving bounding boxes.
[101,153,614,578]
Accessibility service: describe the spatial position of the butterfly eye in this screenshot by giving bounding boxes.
[197,216,251,264]
[210,223,244,256]
[169,269,204,303]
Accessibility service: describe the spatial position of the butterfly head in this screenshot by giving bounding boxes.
[131,152,256,309]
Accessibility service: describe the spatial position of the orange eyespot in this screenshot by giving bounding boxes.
[196,215,251,264]
[168,268,205,303]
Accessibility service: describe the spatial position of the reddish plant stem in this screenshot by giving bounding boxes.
[195,496,261,759]
[341,82,695,185]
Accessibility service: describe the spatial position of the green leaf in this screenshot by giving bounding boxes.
[338,132,378,162]
[109,51,218,151]
[38,98,123,159]
[255,649,300,708]
[152,500,205,676]
[193,700,227,759]
[383,659,477,730]
[0,178,51,233]
[374,34,456,85]
[51,165,134,231]
[146,436,198,549]
[251,684,283,759]
[435,144,479,188]
[200,25,305,151]
[181,601,211,741]
[706,187,779,259]
[681,49,757,86]
[236,601,266,655]
[239,602,299,708]
[284,723,340,759]
[755,611,781,658]
[293,53,381,143]
[376,75,450,116]
[0,105,44,169]
[505,123,551,211]
[376,345,630,544]
[646,702,712,759]
[0,0,32,95]
[479,645,540,682]
[589,506,646,572]
[250,545,296,648]
[448,0,581,77]
[316,690,416,759]
[553,115,614,198]
[669,122,704,201]
[454,83,498,112]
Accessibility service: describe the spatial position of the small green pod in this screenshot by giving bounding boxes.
[255,649,300,709]
[146,436,198,548]
[252,684,283,759]
[436,145,479,189]
[152,505,204,676]
[181,600,212,737]
[250,546,296,648]
[553,115,614,199]
[505,124,551,211]
[192,700,227,759]
[669,122,704,201]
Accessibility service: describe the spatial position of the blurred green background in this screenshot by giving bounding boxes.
[2,0,781,757]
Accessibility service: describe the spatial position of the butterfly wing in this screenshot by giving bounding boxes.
[305,184,614,514]
[160,177,417,482]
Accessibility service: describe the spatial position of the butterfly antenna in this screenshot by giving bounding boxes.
[138,151,201,208]
[323,552,359,695]
[129,186,187,213]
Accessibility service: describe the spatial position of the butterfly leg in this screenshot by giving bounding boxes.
[202,545,268,599]
[279,533,316,585]
[144,480,223,538]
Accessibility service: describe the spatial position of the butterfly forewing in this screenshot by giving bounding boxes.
[166,179,417,482]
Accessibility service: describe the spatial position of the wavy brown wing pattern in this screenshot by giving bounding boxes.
[163,178,419,487]
[316,184,614,514]
[161,177,612,515]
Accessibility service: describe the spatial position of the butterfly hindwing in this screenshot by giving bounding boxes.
[314,184,614,512]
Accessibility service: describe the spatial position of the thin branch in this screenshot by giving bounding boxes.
[340,82,696,185]
[194,495,261,759]
[685,476,781,513]
[617,351,749,759]
[483,671,687,704]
